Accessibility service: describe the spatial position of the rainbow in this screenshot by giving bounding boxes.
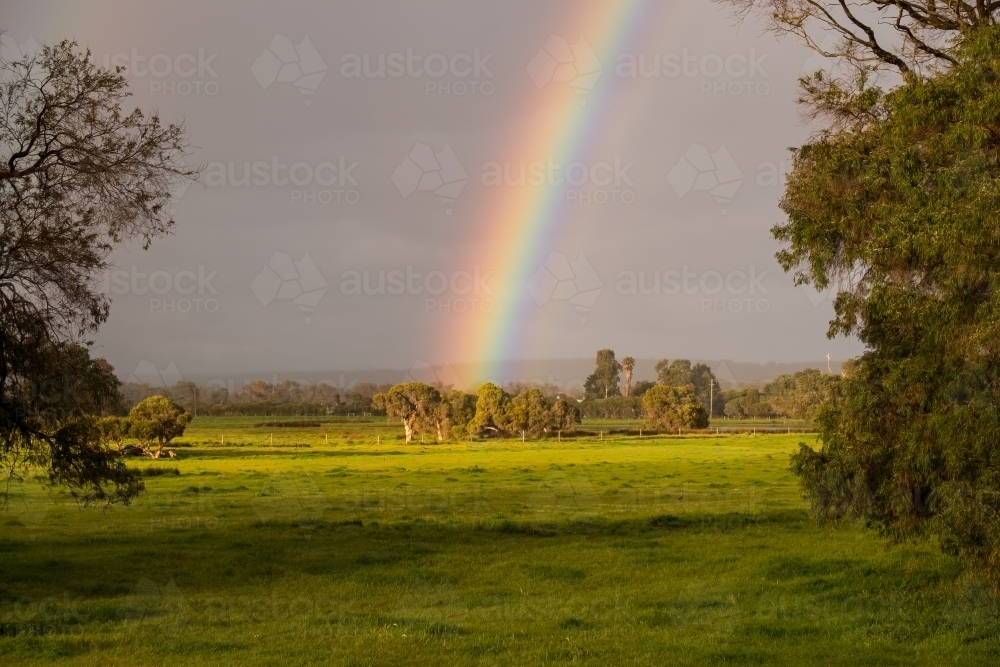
[444,0,682,383]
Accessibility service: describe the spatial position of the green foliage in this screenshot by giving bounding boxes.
[1,341,140,504]
[780,27,1000,584]
[128,396,192,457]
[621,356,636,396]
[723,387,774,420]
[655,359,691,386]
[507,388,553,437]
[468,383,511,436]
[550,398,581,431]
[584,349,622,399]
[467,383,579,438]
[723,369,840,420]
[631,380,655,397]
[654,359,721,415]
[642,385,709,429]
[372,382,441,443]
[436,390,477,441]
[578,396,644,419]
[96,416,130,452]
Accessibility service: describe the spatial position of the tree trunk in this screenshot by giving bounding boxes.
[402,418,414,443]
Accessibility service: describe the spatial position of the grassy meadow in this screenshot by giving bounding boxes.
[2,416,999,665]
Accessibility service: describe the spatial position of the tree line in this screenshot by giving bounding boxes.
[721,369,841,420]
[120,379,392,416]
[578,350,841,423]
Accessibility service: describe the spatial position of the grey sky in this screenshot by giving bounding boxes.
[2,0,864,383]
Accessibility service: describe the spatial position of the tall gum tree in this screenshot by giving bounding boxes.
[718,2,1000,586]
[0,40,198,504]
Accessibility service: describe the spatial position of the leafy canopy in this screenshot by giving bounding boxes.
[642,385,708,430]
[781,26,1000,584]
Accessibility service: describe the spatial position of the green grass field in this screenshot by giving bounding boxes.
[2,417,998,665]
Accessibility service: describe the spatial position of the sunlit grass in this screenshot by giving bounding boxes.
[1,417,997,665]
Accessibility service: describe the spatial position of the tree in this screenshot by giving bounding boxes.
[584,349,622,399]
[1,342,140,502]
[96,416,130,453]
[655,359,691,386]
[439,390,477,440]
[654,359,720,414]
[372,383,441,443]
[129,396,191,458]
[720,0,988,76]
[642,385,708,430]
[551,398,581,432]
[172,381,200,416]
[621,356,636,396]
[468,384,580,438]
[507,388,553,437]
[746,19,1000,583]
[468,383,511,437]
[0,40,196,503]
[722,387,774,420]
[690,363,719,415]
[631,380,655,397]
[765,369,839,419]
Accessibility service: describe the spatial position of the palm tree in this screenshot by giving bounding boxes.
[622,357,636,397]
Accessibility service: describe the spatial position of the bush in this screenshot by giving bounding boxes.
[642,385,708,429]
